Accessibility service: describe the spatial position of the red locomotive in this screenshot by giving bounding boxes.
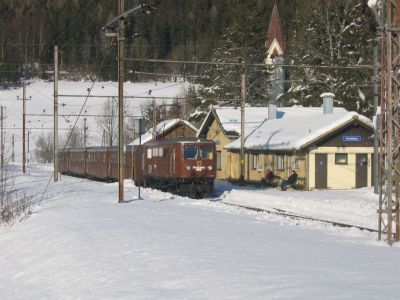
[134,138,216,198]
[58,138,216,198]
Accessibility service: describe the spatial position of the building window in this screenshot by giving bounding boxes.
[252,154,259,170]
[335,153,348,165]
[276,154,285,170]
[294,158,301,169]
[216,151,221,170]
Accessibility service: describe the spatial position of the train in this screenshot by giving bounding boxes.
[58,138,216,198]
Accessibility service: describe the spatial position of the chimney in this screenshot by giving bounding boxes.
[268,103,277,120]
[320,93,335,114]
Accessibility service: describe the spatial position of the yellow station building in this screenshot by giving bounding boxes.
[198,97,374,190]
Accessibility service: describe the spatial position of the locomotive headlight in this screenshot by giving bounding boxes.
[207,165,213,171]
[185,165,191,171]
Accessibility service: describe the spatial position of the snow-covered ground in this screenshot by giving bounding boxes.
[1,164,399,300]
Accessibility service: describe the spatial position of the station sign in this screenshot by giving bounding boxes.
[343,135,361,142]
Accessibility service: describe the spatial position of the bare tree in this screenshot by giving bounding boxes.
[35,132,53,163]
[1,166,32,225]
[1,135,32,225]
[64,125,83,148]
[96,97,118,147]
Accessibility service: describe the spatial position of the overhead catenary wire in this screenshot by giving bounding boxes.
[0,57,374,70]
[25,113,142,118]
[123,57,375,70]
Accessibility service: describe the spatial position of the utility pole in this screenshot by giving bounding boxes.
[83,117,88,147]
[118,0,125,203]
[11,133,15,162]
[103,2,153,203]
[27,131,30,163]
[152,98,157,141]
[373,39,380,194]
[240,73,246,183]
[54,45,59,182]
[1,106,4,192]
[378,0,400,245]
[22,81,26,173]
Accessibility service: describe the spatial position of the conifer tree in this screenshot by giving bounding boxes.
[283,0,376,116]
[197,0,271,110]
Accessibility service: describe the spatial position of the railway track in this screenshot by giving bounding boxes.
[215,200,378,233]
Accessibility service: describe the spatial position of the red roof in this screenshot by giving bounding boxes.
[265,3,286,53]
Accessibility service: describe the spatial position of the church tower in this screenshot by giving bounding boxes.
[265,2,286,104]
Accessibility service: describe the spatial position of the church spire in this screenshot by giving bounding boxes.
[265,2,286,60]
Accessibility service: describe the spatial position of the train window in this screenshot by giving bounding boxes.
[163,148,168,157]
[200,146,213,160]
[147,148,152,159]
[152,148,159,157]
[184,145,197,160]
[158,147,163,157]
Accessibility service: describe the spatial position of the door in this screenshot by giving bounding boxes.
[170,147,176,174]
[315,154,327,189]
[356,154,368,188]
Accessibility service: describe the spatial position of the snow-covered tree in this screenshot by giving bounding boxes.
[196,0,272,110]
[282,0,376,116]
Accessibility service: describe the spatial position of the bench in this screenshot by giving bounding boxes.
[288,177,306,190]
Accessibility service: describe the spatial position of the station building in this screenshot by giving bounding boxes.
[223,104,374,190]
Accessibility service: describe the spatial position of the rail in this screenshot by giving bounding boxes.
[217,201,378,233]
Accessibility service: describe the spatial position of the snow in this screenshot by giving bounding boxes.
[368,0,378,8]
[200,106,347,137]
[0,78,396,298]
[1,164,399,299]
[225,111,372,151]
[320,92,335,99]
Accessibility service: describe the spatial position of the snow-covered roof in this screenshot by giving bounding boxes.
[129,119,198,146]
[225,111,373,151]
[197,106,348,138]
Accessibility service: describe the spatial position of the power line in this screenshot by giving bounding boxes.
[25,113,142,118]
[3,127,70,131]
[124,57,375,70]
[0,58,375,70]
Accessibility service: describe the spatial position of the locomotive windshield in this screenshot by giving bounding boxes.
[200,146,213,160]
[184,145,197,160]
[184,145,213,160]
